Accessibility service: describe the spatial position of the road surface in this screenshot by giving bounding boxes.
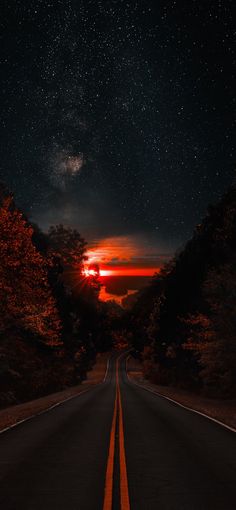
[0,352,236,509]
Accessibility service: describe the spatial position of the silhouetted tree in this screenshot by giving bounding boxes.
[129,187,236,396]
[184,259,236,394]
[48,224,87,268]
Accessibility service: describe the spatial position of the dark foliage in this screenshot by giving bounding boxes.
[0,189,114,408]
[128,188,236,396]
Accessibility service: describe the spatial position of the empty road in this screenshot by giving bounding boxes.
[0,352,236,509]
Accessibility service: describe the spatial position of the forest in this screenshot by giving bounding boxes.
[0,185,121,408]
[1,184,236,408]
[128,186,236,397]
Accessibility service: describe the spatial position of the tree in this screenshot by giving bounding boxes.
[128,187,236,393]
[48,224,87,269]
[184,260,236,394]
[0,195,61,346]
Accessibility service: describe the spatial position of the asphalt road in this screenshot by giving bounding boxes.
[0,352,236,510]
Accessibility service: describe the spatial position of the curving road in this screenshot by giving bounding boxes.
[0,352,236,509]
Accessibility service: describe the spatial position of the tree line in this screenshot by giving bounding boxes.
[1,183,236,406]
[128,187,236,397]
[0,185,119,407]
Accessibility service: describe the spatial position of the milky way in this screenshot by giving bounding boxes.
[0,0,235,255]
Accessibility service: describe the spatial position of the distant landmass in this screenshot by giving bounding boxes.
[99,275,153,305]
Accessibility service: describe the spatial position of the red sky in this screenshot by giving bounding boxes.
[99,267,160,276]
[83,235,168,304]
[85,235,163,277]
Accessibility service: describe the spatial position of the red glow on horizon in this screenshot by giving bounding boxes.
[100,267,160,277]
[84,236,162,278]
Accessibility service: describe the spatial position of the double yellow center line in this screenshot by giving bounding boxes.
[103,354,131,510]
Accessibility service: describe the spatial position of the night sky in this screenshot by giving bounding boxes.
[0,0,235,262]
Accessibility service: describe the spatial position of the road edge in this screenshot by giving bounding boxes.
[0,355,111,435]
[126,355,236,435]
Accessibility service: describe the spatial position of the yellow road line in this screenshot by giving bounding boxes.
[118,384,131,510]
[103,389,118,510]
[103,353,131,510]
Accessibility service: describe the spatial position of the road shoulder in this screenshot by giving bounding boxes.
[0,352,110,433]
[127,356,236,431]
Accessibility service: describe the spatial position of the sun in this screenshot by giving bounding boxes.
[84,268,97,277]
[83,263,100,278]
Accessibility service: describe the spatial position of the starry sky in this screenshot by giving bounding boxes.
[0,0,235,263]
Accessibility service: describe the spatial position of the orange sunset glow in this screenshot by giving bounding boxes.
[85,236,160,277]
[82,236,162,305]
[99,267,160,277]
